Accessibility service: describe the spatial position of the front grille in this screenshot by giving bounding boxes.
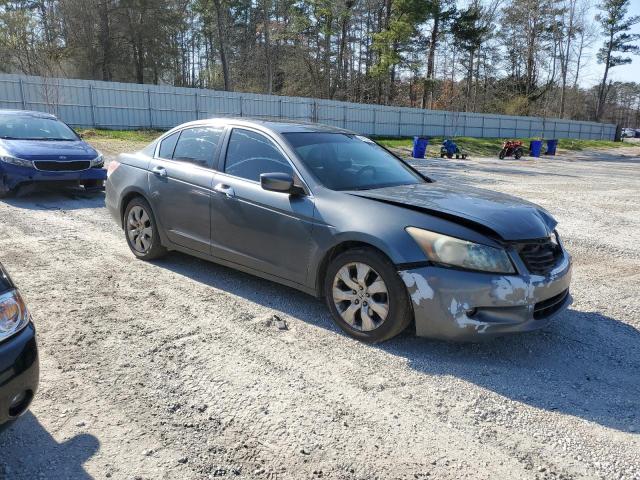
[516,237,562,275]
[534,289,569,319]
[34,160,90,172]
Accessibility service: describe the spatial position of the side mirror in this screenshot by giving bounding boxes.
[260,172,300,194]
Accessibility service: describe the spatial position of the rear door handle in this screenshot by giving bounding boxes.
[151,166,167,178]
[214,183,235,198]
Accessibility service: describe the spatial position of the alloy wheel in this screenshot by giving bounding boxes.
[332,262,389,331]
[127,205,153,253]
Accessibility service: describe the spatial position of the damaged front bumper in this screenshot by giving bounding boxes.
[400,251,572,341]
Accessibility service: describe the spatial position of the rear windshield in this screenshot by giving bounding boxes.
[0,114,78,141]
[283,132,423,191]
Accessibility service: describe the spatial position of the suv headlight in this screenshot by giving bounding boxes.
[406,227,515,274]
[90,152,104,168]
[0,290,31,342]
[0,154,33,168]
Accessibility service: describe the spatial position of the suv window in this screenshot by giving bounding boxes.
[225,128,293,181]
[158,132,179,159]
[172,126,224,168]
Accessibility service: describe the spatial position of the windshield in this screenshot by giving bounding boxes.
[283,132,424,191]
[0,114,79,141]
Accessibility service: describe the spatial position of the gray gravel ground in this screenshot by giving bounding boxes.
[0,143,639,479]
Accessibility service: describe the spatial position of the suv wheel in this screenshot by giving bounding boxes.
[123,197,167,260]
[324,248,412,343]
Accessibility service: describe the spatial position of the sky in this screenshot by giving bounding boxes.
[579,0,640,87]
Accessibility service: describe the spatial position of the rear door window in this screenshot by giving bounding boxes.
[158,132,179,159]
[224,128,293,181]
[172,127,224,168]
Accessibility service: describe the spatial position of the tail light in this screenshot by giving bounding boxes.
[107,160,120,178]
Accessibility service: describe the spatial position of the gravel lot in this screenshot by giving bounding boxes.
[0,140,639,480]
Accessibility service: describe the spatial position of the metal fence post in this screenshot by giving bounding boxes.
[279,98,283,120]
[89,84,96,127]
[18,79,27,109]
[397,109,402,137]
[147,88,153,129]
[195,92,199,120]
[239,96,243,117]
[372,108,377,136]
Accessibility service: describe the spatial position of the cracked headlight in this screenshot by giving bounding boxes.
[0,289,30,342]
[90,152,104,168]
[406,227,515,274]
[0,154,33,168]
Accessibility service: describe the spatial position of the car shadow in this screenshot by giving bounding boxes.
[0,412,99,479]
[380,309,640,433]
[154,252,640,434]
[1,188,105,211]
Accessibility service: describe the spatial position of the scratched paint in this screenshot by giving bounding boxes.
[449,298,490,333]
[400,271,435,304]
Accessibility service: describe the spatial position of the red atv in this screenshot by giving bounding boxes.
[499,140,523,159]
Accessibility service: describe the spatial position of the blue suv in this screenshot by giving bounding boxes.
[0,110,106,197]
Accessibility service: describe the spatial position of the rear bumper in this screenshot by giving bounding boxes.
[0,163,106,190]
[0,323,39,431]
[400,252,572,341]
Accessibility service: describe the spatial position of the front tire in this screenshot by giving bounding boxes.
[0,177,13,199]
[324,248,412,343]
[499,149,506,159]
[123,197,167,260]
[83,179,104,190]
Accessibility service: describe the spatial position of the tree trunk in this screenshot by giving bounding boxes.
[213,0,232,91]
[596,30,615,121]
[263,0,273,94]
[421,11,440,109]
[98,0,112,81]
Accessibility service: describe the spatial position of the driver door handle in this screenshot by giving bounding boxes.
[214,183,235,198]
[151,166,167,178]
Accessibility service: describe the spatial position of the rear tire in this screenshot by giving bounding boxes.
[324,248,412,343]
[123,197,167,260]
[515,149,523,159]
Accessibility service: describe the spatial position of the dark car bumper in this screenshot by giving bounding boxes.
[0,162,106,190]
[400,251,572,341]
[0,322,39,432]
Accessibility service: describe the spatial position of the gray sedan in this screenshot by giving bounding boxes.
[105,119,572,342]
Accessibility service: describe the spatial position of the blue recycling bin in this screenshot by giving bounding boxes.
[412,136,429,158]
[530,140,543,157]
[546,139,558,155]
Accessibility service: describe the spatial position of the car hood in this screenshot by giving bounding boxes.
[347,182,557,241]
[0,139,97,161]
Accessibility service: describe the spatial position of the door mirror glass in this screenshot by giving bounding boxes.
[260,172,295,193]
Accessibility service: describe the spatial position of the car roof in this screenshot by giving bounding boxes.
[0,109,58,120]
[177,117,356,135]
